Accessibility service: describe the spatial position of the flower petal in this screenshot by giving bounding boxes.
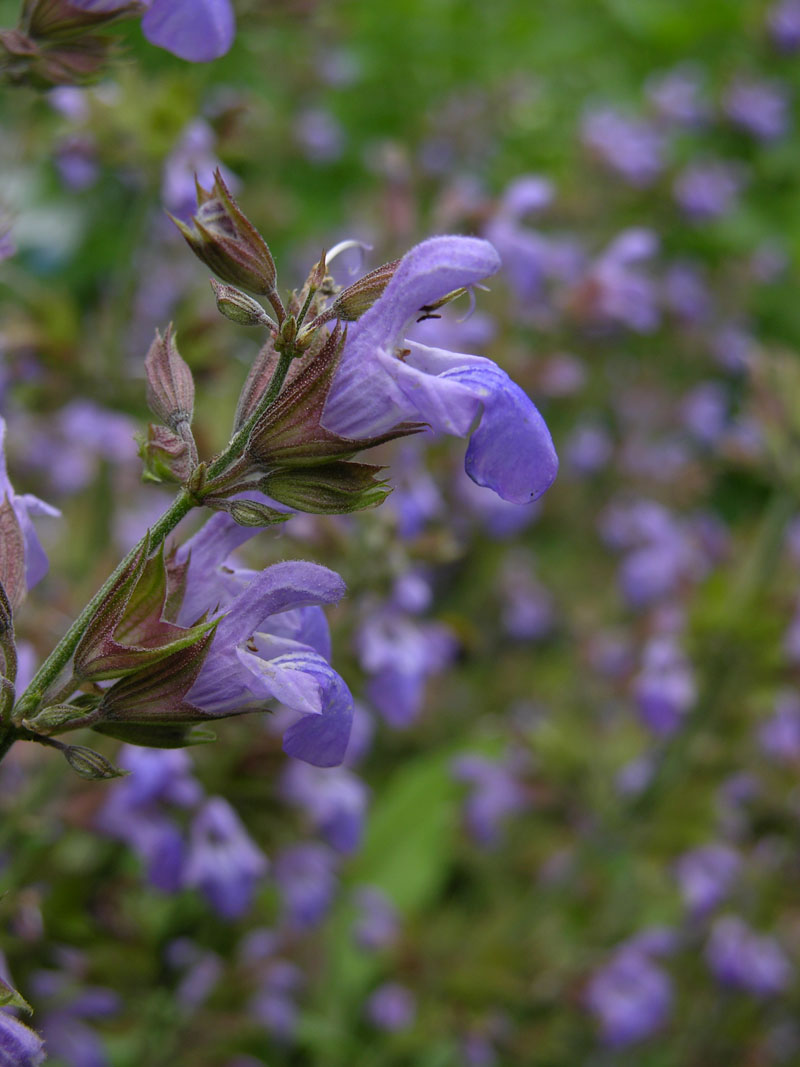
[141,0,235,62]
[443,364,558,504]
[282,659,354,767]
[323,236,500,437]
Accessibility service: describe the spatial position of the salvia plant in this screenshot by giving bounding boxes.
[0,5,557,1041]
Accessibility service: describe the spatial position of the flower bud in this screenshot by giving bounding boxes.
[93,721,216,748]
[144,325,195,433]
[263,462,390,514]
[171,170,278,297]
[0,495,26,611]
[23,0,144,41]
[216,499,290,527]
[63,743,127,780]
[210,279,273,327]
[22,702,91,735]
[324,258,399,321]
[138,424,193,484]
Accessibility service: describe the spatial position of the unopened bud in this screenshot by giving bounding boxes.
[210,279,273,327]
[144,325,195,433]
[263,462,390,514]
[222,499,290,527]
[23,702,91,736]
[171,170,278,296]
[138,424,193,485]
[63,744,127,781]
[325,258,399,321]
[23,0,144,40]
[279,314,298,346]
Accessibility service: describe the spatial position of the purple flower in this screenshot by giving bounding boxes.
[759,691,800,762]
[280,760,369,853]
[352,886,399,951]
[724,79,790,141]
[364,983,416,1032]
[633,636,695,736]
[0,417,60,593]
[646,66,708,126]
[0,222,15,263]
[177,514,354,767]
[674,844,740,916]
[681,382,729,446]
[294,107,346,164]
[706,917,792,996]
[273,843,338,929]
[0,1010,46,1066]
[585,946,672,1047]
[673,162,745,221]
[769,0,800,50]
[581,108,666,186]
[662,262,711,324]
[140,0,235,62]
[357,607,457,728]
[183,798,268,919]
[162,120,234,220]
[577,229,660,333]
[452,752,528,847]
[322,236,558,505]
[564,424,613,476]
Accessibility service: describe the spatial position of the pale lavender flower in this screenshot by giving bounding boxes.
[365,983,416,1032]
[162,120,234,219]
[357,607,457,728]
[769,0,800,50]
[178,514,354,767]
[759,691,800,762]
[498,552,554,641]
[280,760,369,853]
[724,79,790,140]
[615,755,655,797]
[452,752,528,847]
[646,66,707,125]
[322,236,558,505]
[183,798,268,919]
[706,917,792,996]
[673,161,745,221]
[681,382,729,446]
[564,424,613,475]
[250,960,303,1042]
[29,966,119,1067]
[295,108,345,163]
[578,229,660,333]
[633,636,695,736]
[352,886,399,951]
[0,227,13,263]
[273,843,338,929]
[581,108,666,186]
[674,844,740,916]
[55,134,98,191]
[586,944,672,1047]
[0,1011,46,1067]
[662,262,711,324]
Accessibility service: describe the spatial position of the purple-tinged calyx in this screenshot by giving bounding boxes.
[171,170,278,299]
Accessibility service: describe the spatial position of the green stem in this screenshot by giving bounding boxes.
[205,347,294,480]
[6,342,297,748]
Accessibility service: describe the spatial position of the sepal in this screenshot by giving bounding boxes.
[264,462,390,514]
[22,0,144,40]
[73,539,216,681]
[0,495,27,610]
[246,325,425,467]
[316,258,399,323]
[171,170,278,298]
[210,279,274,327]
[0,976,32,1014]
[144,325,195,434]
[62,743,127,780]
[92,722,216,748]
[138,424,194,484]
[209,499,290,528]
